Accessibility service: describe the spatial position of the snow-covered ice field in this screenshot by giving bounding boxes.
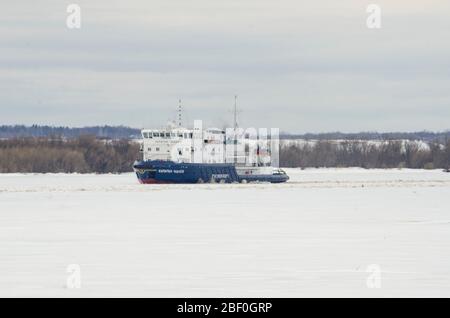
[1,168,450,297]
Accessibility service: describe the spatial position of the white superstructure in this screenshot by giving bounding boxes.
[141,127,194,162]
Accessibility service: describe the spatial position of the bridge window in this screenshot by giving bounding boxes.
[153,132,159,138]
[156,147,160,151]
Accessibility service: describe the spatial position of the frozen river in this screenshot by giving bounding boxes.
[1,168,450,297]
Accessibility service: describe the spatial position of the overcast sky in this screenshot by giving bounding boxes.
[1,1,449,133]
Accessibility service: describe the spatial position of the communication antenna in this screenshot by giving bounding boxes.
[178,99,182,127]
[234,95,238,130]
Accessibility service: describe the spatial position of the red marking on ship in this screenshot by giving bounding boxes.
[139,178,174,184]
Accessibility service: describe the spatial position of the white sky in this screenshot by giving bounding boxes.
[1,1,449,132]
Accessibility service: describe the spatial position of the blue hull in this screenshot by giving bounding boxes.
[133,160,289,184]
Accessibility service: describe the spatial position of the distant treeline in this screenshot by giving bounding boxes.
[280,140,450,169]
[0,136,140,173]
[0,125,141,140]
[281,131,450,143]
[1,135,449,174]
[2,125,450,143]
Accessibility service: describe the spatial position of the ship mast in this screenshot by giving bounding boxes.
[178,99,182,127]
[233,95,238,164]
[234,95,238,131]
